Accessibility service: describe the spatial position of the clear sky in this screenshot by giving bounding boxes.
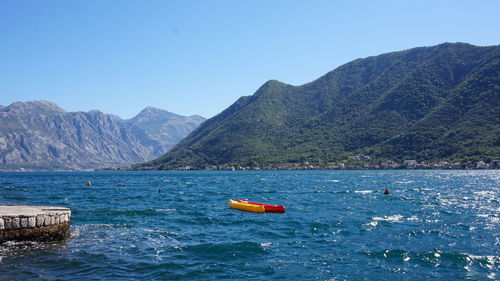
[1,0,499,119]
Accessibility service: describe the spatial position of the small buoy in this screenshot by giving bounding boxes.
[158,189,162,193]
[86,181,93,186]
[384,188,390,194]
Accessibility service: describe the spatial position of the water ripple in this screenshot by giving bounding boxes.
[0,170,498,280]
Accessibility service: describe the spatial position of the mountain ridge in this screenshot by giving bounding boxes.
[136,42,500,170]
[0,101,205,170]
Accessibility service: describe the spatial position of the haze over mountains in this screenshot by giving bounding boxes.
[137,42,500,170]
[0,101,205,170]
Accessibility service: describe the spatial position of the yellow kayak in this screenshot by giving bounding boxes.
[228,199,265,213]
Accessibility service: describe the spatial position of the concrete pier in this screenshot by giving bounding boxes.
[0,206,71,243]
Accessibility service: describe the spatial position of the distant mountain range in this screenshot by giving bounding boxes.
[0,101,205,170]
[136,42,500,170]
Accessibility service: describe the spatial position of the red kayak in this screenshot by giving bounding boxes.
[237,200,286,213]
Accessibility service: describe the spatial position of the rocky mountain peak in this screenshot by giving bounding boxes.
[4,100,66,114]
[132,106,178,121]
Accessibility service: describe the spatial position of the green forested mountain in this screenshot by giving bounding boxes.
[136,43,500,169]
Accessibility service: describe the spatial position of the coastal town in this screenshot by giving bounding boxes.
[152,158,500,171]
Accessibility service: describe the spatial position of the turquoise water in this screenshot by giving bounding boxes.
[0,170,498,280]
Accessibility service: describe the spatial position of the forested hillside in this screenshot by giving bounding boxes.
[136,43,500,170]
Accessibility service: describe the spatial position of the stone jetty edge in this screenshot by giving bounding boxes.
[0,206,71,242]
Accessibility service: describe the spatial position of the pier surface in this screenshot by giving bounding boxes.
[0,205,71,242]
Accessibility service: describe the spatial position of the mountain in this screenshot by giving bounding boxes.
[125,107,205,156]
[0,101,205,170]
[136,42,500,170]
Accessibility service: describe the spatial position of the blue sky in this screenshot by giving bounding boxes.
[1,0,499,119]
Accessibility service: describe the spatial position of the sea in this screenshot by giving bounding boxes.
[0,170,498,280]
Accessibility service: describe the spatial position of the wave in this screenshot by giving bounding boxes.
[372,215,404,223]
[354,190,375,194]
[362,249,499,274]
[363,221,378,227]
[0,240,68,263]
[363,215,406,228]
[331,190,351,194]
[395,180,414,184]
[156,208,176,212]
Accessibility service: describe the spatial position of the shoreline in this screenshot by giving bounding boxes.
[2,159,498,172]
[0,167,498,172]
